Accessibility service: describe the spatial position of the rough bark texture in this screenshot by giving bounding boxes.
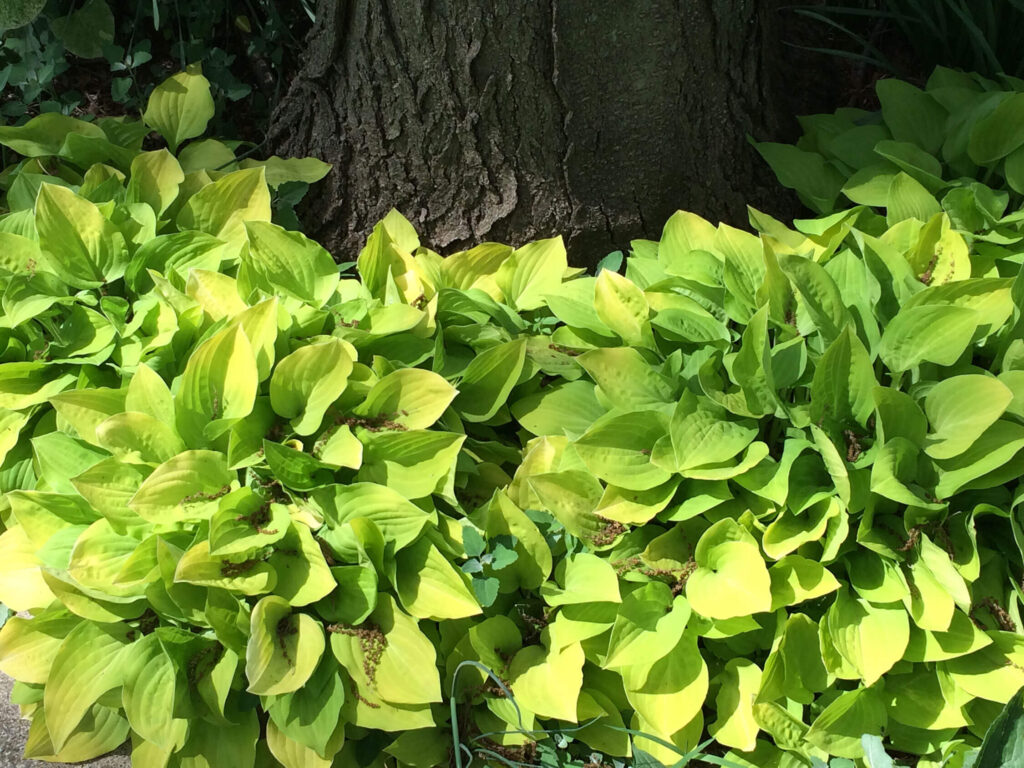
[271,0,805,267]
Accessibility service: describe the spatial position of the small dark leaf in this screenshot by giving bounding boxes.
[489,543,519,570]
[596,250,624,275]
[462,527,486,558]
[472,576,499,607]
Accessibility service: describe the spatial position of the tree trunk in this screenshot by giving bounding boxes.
[270,0,804,267]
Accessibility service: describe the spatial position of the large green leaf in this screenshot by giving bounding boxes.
[175,324,259,445]
[270,339,353,435]
[128,449,233,523]
[354,368,457,430]
[143,65,216,152]
[243,221,339,307]
[310,483,430,550]
[43,621,128,751]
[245,596,325,696]
[495,237,567,310]
[178,167,271,243]
[826,588,909,686]
[36,184,128,288]
[621,631,708,737]
[924,375,1012,459]
[455,338,526,422]
[687,518,772,620]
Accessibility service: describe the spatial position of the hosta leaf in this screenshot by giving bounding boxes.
[312,483,430,550]
[768,555,841,610]
[354,367,457,430]
[904,609,991,662]
[595,477,679,525]
[0,363,77,410]
[934,420,1024,498]
[528,470,605,542]
[0,112,104,156]
[826,588,909,686]
[267,523,336,607]
[0,611,80,684]
[270,339,353,435]
[621,631,708,736]
[178,167,271,243]
[265,655,346,759]
[759,613,828,704]
[49,387,126,447]
[128,449,233,523]
[924,375,1012,459]
[245,595,325,696]
[67,519,147,598]
[244,221,339,307]
[778,252,849,343]
[43,621,128,752]
[125,362,176,426]
[393,537,480,620]
[1,540,60,613]
[239,155,332,187]
[36,184,128,288]
[574,410,672,491]
[358,430,464,499]
[455,338,526,422]
[604,582,691,669]
[810,325,876,427]
[968,92,1024,165]
[879,304,978,371]
[172,709,259,768]
[686,518,772,620]
[805,687,887,759]
[495,236,567,310]
[709,658,762,751]
[209,490,289,556]
[330,594,442,706]
[540,552,621,606]
[594,268,652,346]
[664,390,758,472]
[509,639,585,722]
[174,539,277,595]
[175,324,259,445]
[266,719,334,768]
[95,411,186,463]
[577,347,674,408]
[126,149,185,217]
[942,632,1024,704]
[511,380,606,437]
[70,458,150,533]
[120,634,188,750]
[25,704,129,764]
[884,669,970,730]
[143,64,215,152]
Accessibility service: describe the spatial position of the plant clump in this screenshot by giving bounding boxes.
[1,66,1024,768]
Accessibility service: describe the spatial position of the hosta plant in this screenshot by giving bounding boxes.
[4,66,1024,768]
[754,67,1024,243]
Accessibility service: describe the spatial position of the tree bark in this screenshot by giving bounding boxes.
[271,0,804,267]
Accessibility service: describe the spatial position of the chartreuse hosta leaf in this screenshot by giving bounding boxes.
[142,65,216,153]
[6,77,1024,766]
[686,518,772,620]
[270,338,353,435]
[246,595,324,696]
